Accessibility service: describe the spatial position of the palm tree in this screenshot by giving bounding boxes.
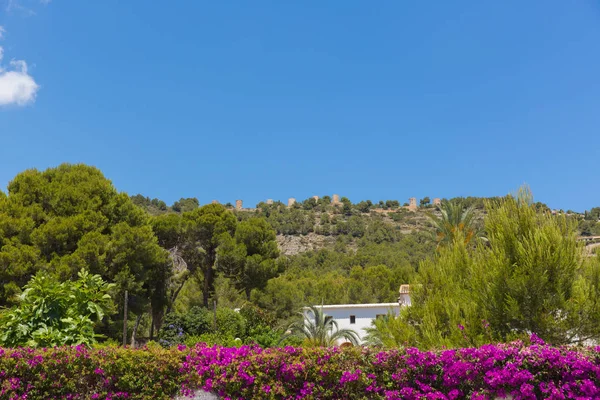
[426,200,482,248]
[287,305,360,347]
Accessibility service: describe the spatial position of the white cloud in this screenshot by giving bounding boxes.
[5,0,36,16]
[0,28,39,107]
[0,26,5,40]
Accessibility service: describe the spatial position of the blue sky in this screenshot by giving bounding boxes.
[1,1,599,211]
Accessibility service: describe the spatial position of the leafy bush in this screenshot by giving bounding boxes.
[0,345,185,399]
[179,336,600,399]
[0,269,114,348]
[185,333,242,347]
[159,306,249,347]
[238,302,276,330]
[3,336,600,399]
[157,306,213,347]
[244,324,282,347]
[216,307,246,338]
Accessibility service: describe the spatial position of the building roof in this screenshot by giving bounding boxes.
[399,284,411,294]
[305,303,400,310]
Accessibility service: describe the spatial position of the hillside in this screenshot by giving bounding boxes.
[127,192,600,320]
[132,195,485,255]
[1,163,598,346]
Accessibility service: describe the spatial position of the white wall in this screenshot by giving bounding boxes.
[305,303,401,344]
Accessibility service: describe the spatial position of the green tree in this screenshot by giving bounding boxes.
[0,164,169,335]
[420,197,431,207]
[171,197,200,213]
[364,311,417,347]
[426,199,480,247]
[402,237,482,349]
[474,188,593,344]
[364,219,398,244]
[0,269,114,347]
[391,188,600,348]
[183,204,237,307]
[347,265,397,303]
[356,200,373,213]
[150,213,194,314]
[302,198,318,210]
[216,217,279,299]
[286,305,359,346]
[385,200,400,209]
[588,207,600,221]
[341,197,352,216]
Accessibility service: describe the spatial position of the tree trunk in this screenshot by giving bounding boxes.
[131,314,143,348]
[152,307,164,336]
[203,253,216,308]
[203,266,212,308]
[149,314,155,340]
[167,278,188,315]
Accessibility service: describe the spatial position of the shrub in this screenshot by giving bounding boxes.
[180,337,600,399]
[0,345,185,399]
[3,336,600,399]
[216,307,246,338]
[0,269,114,348]
[157,306,213,347]
[238,303,276,331]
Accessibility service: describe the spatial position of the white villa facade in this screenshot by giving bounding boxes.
[305,303,401,344]
[306,285,413,344]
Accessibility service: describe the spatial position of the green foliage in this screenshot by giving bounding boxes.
[254,203,316,234]
[0,269,114,347]
[347,265,399,303]
[364,311,417,347]
[131,194,168,215]
[172,197,200,213]
[476,188,589,344]
[158,306,249,347]
[0,346,186,399]
[4,342,600,399]
[390,187,600,349]
[579,219,600,236]
[238,302,276,331]
[212,274,245,309]
[183,204,237,307]
[585,207,600,221]
[216,307,246,338]
[0,164,169,340]
[216,217,280,299]
[356,200,373,213]
[185,332,242,347]
[242,324,282,347]
[252,233,432,319]
[157,306,213,346]
[286,305,359,346]
[402,239,484,349]
[426,199,481,247]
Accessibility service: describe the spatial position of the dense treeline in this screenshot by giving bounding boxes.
[365,189,600,348]
[1,163,600,349]
[0,164,436,344]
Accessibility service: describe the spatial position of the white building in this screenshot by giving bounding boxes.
[304,303,401,344]
[304,285,415,345]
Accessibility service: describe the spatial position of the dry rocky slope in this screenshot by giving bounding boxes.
[269,209,436,256]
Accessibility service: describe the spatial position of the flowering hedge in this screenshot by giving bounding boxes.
[3,336,600,399]
[0,345,185,399]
